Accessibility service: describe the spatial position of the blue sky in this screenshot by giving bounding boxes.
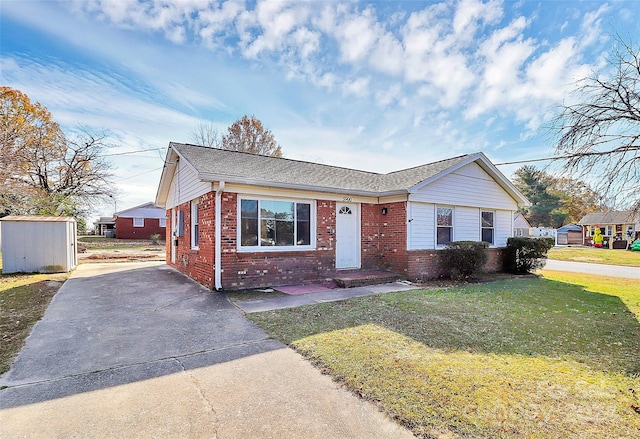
[2,0,639,221]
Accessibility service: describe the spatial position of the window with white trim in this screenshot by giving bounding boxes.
[240,198,313,250]
[436,206,453,246]
[159,217,166,228]
[133,217,144,227]
[191,199,199,249]
[481,211,494,244]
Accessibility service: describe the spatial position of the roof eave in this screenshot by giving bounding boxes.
[155,145,179,208]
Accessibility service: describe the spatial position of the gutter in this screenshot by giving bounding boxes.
[214,181,225,291]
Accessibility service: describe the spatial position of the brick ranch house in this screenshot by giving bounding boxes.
[155,143,530,290]
[114,202,166,239]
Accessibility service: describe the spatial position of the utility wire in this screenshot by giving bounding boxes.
[100,147,165,157]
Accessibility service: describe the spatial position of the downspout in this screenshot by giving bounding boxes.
[214,181,225,290]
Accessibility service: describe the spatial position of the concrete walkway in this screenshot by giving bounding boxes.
[0,262,413,439]
[543,259,640,279]
[236,281,419,313]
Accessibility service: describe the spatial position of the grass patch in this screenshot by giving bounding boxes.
[226,289,288,302]
[548,246,640,267]
[0,272,67,374]
[78,236,164,251]
[540,270,640,318]
[248,276,640,438]
[295,324,639,438]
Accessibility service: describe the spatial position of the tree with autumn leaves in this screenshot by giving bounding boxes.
[191,114,283,157]
[512,165,602,228]
[0,87,115,226]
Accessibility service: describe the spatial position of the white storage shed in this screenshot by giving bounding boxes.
[0,216,78,274]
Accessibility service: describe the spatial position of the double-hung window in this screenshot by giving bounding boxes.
[436,206,453,246]
[191,199,199,249]
[240,198,313,250]
[159,217,166,228]
[481,211,494,244]
[133,217,144,227]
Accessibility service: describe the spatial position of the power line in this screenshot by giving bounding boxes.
[100,147,165,157]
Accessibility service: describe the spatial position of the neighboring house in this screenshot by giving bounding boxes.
[531,227,557,239]
[114,202,167,239]
[513,212,531,237]
[155,143,530,290]
[578,210,640,247]
[556,224,582,245]
[94,216,116,237]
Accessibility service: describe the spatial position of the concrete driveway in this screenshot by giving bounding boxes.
[543,259,640,278]
[0,261,412,439]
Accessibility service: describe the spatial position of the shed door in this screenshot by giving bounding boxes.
[336,203,360,269]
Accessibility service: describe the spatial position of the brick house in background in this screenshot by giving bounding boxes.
[155,143,530,290]
[114,202,166,239]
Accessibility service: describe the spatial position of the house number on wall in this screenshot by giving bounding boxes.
[342,196,352,202]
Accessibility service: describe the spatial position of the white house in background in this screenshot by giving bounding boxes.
[513,212,531,237]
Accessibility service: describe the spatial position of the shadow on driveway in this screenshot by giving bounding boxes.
[0,262,280,409]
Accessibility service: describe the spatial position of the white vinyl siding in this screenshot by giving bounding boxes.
[407,202,435,250]
[166,159,211,208]
[495,210,512,247]
[409,162,518,211]
[408,202,514,250]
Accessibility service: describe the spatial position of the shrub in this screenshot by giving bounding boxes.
[150,234,162,245]
[505,237,554,274]
[441,241,489,280]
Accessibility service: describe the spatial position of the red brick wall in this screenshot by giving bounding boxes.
[219,194,337,289]
[115,217,166,239]
[406,247,505,281]
[165,193,215,288]
[361,202,408,273]
[165,191,506,289]
[167,192,338,290]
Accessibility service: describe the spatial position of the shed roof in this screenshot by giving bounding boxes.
[577,210,637,225]
[557,223,582,232]
[0,216,76,222]
[157,143,530,207]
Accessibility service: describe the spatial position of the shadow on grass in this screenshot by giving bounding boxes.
[248,277,640,375]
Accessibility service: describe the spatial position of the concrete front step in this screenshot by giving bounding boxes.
[332,270,403,288]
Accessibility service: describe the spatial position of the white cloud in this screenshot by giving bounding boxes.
[333,6,381,63]
[241,0,310,58]
[342,77,370,97]
[452,0,503,40]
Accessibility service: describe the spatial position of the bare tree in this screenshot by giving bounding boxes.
[0,87,115,217]
[190,119,221,148]
[552,36,640,212]
[221,115,283,157]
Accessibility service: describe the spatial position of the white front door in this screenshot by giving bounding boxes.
[336,203,360,269]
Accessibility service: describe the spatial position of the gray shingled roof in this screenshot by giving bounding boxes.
[171,142,473,194]
[578,210,637,225]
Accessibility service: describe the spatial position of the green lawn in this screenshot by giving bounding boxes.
[548,246,640,267]
[248,275,640,438]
